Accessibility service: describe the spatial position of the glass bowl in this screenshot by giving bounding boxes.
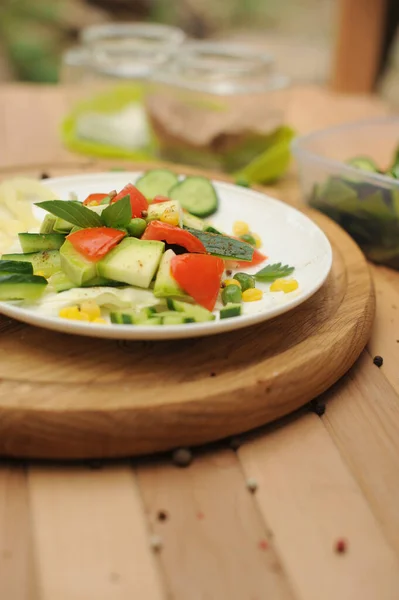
[292,117,399,269]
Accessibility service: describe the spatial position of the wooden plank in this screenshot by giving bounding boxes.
[330,0,388,93]
[238,413,399,600]
[136,448,295,600]
[29,465,165,600]
[323,351,399,557]
[368,266,399,394]
[0,463,38,600]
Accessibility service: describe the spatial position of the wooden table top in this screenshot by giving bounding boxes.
[1,83,399,600]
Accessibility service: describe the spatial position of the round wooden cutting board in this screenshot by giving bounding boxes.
[0,162,375,459]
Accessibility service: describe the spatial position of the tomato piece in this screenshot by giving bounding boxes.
[152,195,170,204]
[83,193,109,206]
[67,227,125,262]
[142,221,206,253]
[111,183,148,218]
[171,254,224,311]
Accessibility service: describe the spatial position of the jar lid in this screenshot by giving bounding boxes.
[150,41,288,95]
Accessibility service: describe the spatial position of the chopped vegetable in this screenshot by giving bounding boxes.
[185,228,254,262]
[67,227,126,262]
[222,285,242,305]
[169,176,219,218]
[135,169,178,200]
[233,272,255,291]
[170,254,224,311]
[110,183,148,219]
[142,221,206,253]
[270,278,299,293]
[240,233,257,247]
[220,304,242,318]
[242,288,263,302]
[83,193,109,206]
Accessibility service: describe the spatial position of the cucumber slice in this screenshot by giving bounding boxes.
[182,212,206,231]
[166,298,215,322]
[0,260,33,275]
[204,225,223,235]
[135,169,179,201]
[49,271,121,293]
[0,274,47,301]
[40,214,57,234]
[169,176,219,218]
[18,233,66,253]
[220,303,242,319]
[1,250,61,278]
[54,217,73,234]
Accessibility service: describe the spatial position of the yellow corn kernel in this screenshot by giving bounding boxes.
[233,221,250,237]
[160,209,180,226]
[223,278,241,288]
[88,200,99,206]
[79,301,101,321]
[270,278,299,293]
[93,317,107,325]
[251,232,262,249]
[59,306,81,320]
[242,288,263,302]
[78,311,90,322]
[35,271,46,278]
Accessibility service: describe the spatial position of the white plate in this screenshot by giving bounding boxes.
[0,172,332,340]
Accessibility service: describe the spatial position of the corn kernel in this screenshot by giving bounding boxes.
[88,200,99,206]
[79,301,101,321]
[223,278,241,288]
[251,233,262,249]
[233,221,250,236]
[93,317,107,325]
[160,209,180,226]
[270,279,299,293]
[78,311,90,322]
[35,271,46,278]
[242,288,263,302]
[59,306,81,320]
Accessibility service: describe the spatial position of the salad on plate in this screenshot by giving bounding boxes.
[0,169,299,329]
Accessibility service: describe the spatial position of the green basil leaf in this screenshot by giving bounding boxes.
[255,262,295,282]
[101,195,131,228]
[35,201,103,228]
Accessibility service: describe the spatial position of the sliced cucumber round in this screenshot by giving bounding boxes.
[169,176,219,218]
[135,169,178,201]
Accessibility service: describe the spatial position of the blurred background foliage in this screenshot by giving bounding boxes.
[0,0,334,83]
[0,0,398,105]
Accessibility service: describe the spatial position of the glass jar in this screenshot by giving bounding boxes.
[60,23,186,159]
[145,41,290,172]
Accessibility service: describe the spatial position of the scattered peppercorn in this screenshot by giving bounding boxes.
[246,478,258,494]
[157,510,168,522]
[210,372,216,377]
[310,399,326,416]
[40,172,50,179]
[141,210,148,218]
[150,535,163,552]
[258,539,269,551]
[229,436,242,451]
[108,189,117,199]
[220,282,226,289]
[172,447,193,468]
[334,538,347,554]
[226,269,233,276]
[373,355,383,367]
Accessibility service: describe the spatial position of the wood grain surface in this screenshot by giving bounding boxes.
[0,162,374,459]
[0,84,397,600]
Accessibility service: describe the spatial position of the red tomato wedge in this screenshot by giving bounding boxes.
[67,227,125,262]
[110,183,148,218]
[142,221,206,253]
[171,254,224,311]
[152,195,170,204]
[83,193,109,206]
